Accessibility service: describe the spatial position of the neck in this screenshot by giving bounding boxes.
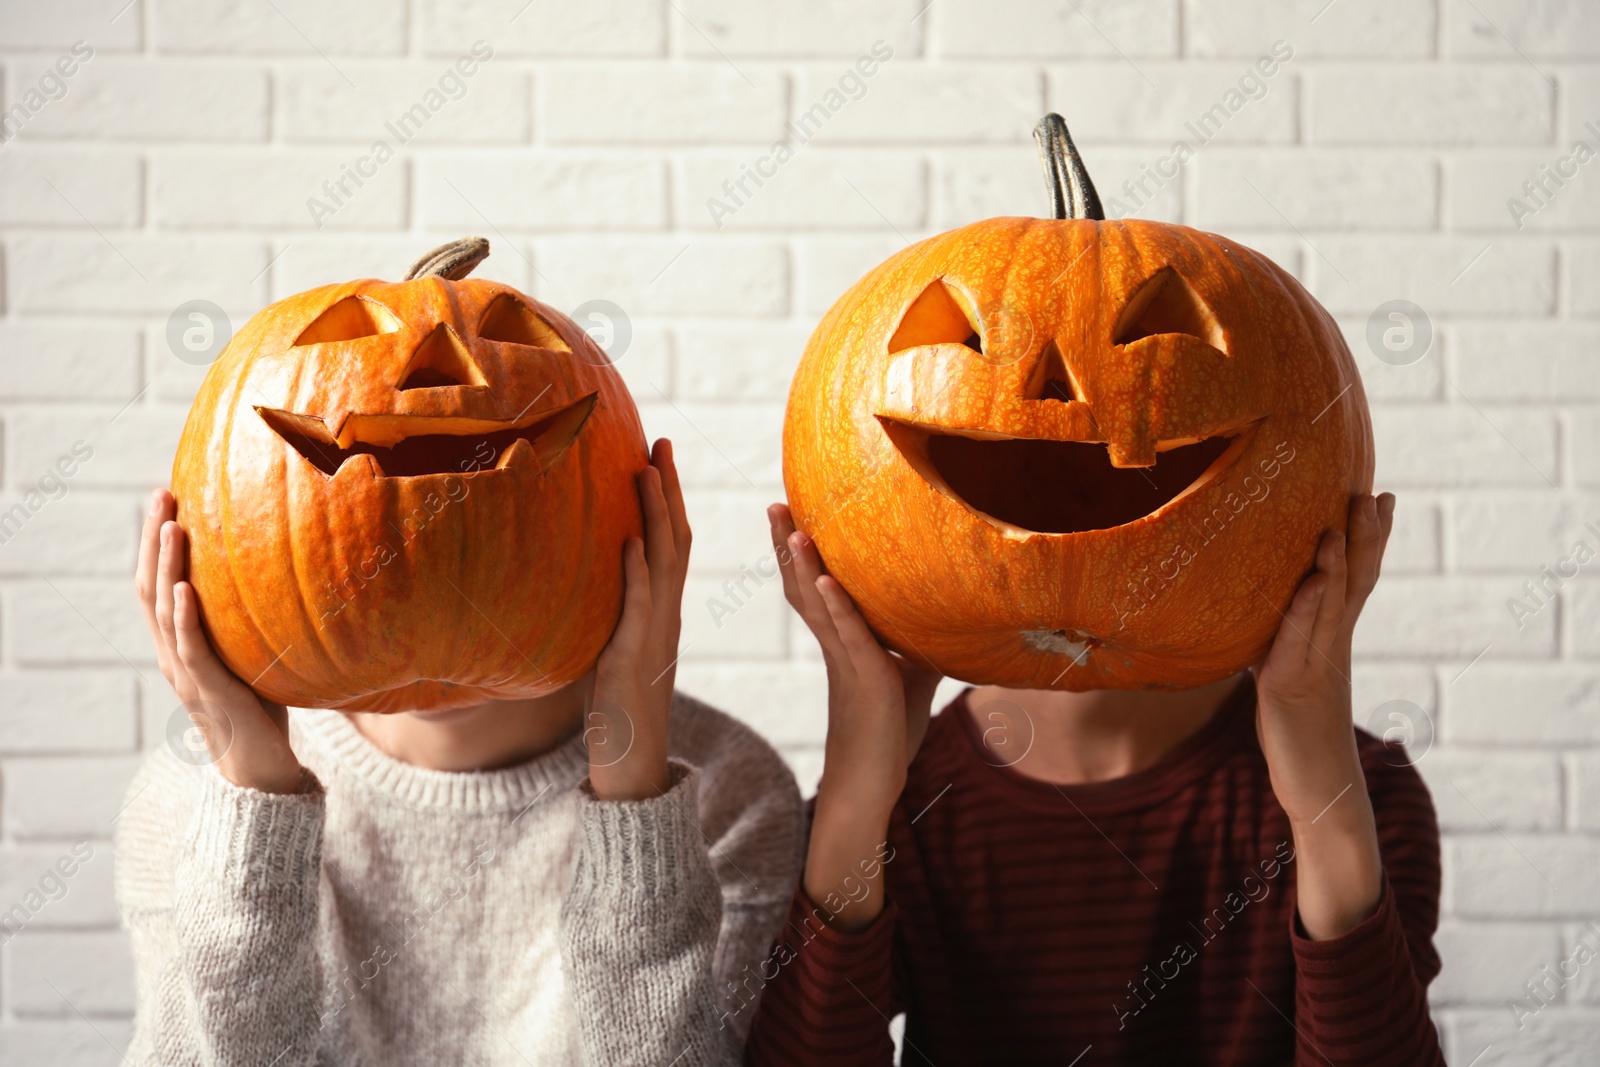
[344,674,592,772]
[968,672,1246,785]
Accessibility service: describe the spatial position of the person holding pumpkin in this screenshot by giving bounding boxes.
[116,244,805,1067]
[742,119,1444,1065]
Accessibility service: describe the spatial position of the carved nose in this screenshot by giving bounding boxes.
[399,324,486,391]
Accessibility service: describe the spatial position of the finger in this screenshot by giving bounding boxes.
[1344,493,1383,603]
[788,530,848,662]
[137,489,175,674]
[636,465,676,604]
[652,439,693,566]
[171,581,237,696]
[1263,572,1326,676]
[155,521,195,696]
[606,537,653,657]
[1308,529,1348,654]
[815,575,884,663]
[767,503,802,609]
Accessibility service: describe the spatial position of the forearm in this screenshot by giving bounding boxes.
[804,780,898,932]
[1289,783,1383,941]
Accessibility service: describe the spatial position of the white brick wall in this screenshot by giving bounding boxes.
[0,1,1595,1063]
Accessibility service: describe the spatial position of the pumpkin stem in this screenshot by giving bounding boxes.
[404,236,491,281]
[1032,114,1104,221]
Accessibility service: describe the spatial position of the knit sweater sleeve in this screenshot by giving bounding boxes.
[114,749,326,1067]
[560,760,730,1066]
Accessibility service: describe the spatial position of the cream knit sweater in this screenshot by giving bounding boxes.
[114,693,805,1066]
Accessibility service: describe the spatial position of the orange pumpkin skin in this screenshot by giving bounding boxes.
[783,216,1373,691]
[172,274,647,712]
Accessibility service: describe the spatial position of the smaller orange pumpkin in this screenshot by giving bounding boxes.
[172,238,649,712]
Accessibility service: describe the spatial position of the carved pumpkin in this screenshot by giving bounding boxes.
[172,238,647,712]
[782,116,1374,691]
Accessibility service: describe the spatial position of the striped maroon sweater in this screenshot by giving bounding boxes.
[744,677,1444,1066]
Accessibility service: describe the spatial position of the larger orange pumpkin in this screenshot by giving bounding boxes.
[783,116,1373,691]
[172,238,647,712]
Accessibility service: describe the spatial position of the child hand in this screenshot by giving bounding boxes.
[768,503,940,929]
[137,489,304,794]
[1253,491,1395,938]
[588,439,692,801]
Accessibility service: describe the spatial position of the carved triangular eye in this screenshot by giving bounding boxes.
[888,278,982,355]
[295,296,402,346]
[400,324,487,391]
[1025,340,1080,403]
[478,293,571,352]
[1114,267,1226,352]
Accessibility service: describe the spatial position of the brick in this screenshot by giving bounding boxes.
[0,673,136,753]
[1307,238,1555,316]
[0,151,141,227]
[0,3,140,50]
[1376,498,1441,573]
[677,487,782,566]
[416,0,664,56]
[153,0,406,55]
[1310,66,1553,145]
[1451,494,1600,572]
[534,238,788,318]
[795,235,915,317]
[268,237,442,299]
[0,841,117,927]
[6,409,185,492]
[1371,405,1557,488]
[678,0,923,57]
[1352,662,1436,730]
[675,662,827,747]
[681,573,786,658]
[1574,751,1600,830]
[1575,411,1600,487]
[542,65,786,144]
[1448,835,1600,918]
[152,151,409,231]
[676,323,810,401]
[1183,0,1435,59]
[1450,151,1600,232]
[595,324,673,407]
[936,145,1185,228]
[420,156,668,231]
[1562,921,1600,1004]
[6,60,270,141]
[1453,324,1600,400]
[0,323,140,402]
[1571,580,1600,660]
[7,235,269,316]
[635,401,784,488]
[1355,576,1554,660]
[1047,65,1298,146]
[1448,666,1600,744]
[1444,1009,1600,1067]
[3,580,156,667]
[1335,319,1441,402]
[0,1019,134,1067]
[281,64,530,144]
[1,757,142,839]
[789,63,1040,146]
[2,930,134,1016]
[1444,0,1600,59]
[939,0,1178,57]
[0,492,136,578]
[682,150,925,231]
[782,746,825,797]
[1419,751,1563,832]
[1564,71,1600,147]
[1194,151,1437,230]
[1571,243,1600,317]
[1430,921,1563,1005]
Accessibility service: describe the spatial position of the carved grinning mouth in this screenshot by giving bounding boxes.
[879,417,1259,535]
[256,393,597,478]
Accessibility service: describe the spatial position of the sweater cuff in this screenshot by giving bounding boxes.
[782,885,898,972]
[184,766,325,892]
[571,759,706,898]
[1290,875,1407,983]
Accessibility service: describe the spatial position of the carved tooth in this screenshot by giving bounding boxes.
[496,437,533,471]
[334,453,384,479]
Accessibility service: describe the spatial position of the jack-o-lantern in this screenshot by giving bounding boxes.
[783,115,1373,691]
[172,237,647,712]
